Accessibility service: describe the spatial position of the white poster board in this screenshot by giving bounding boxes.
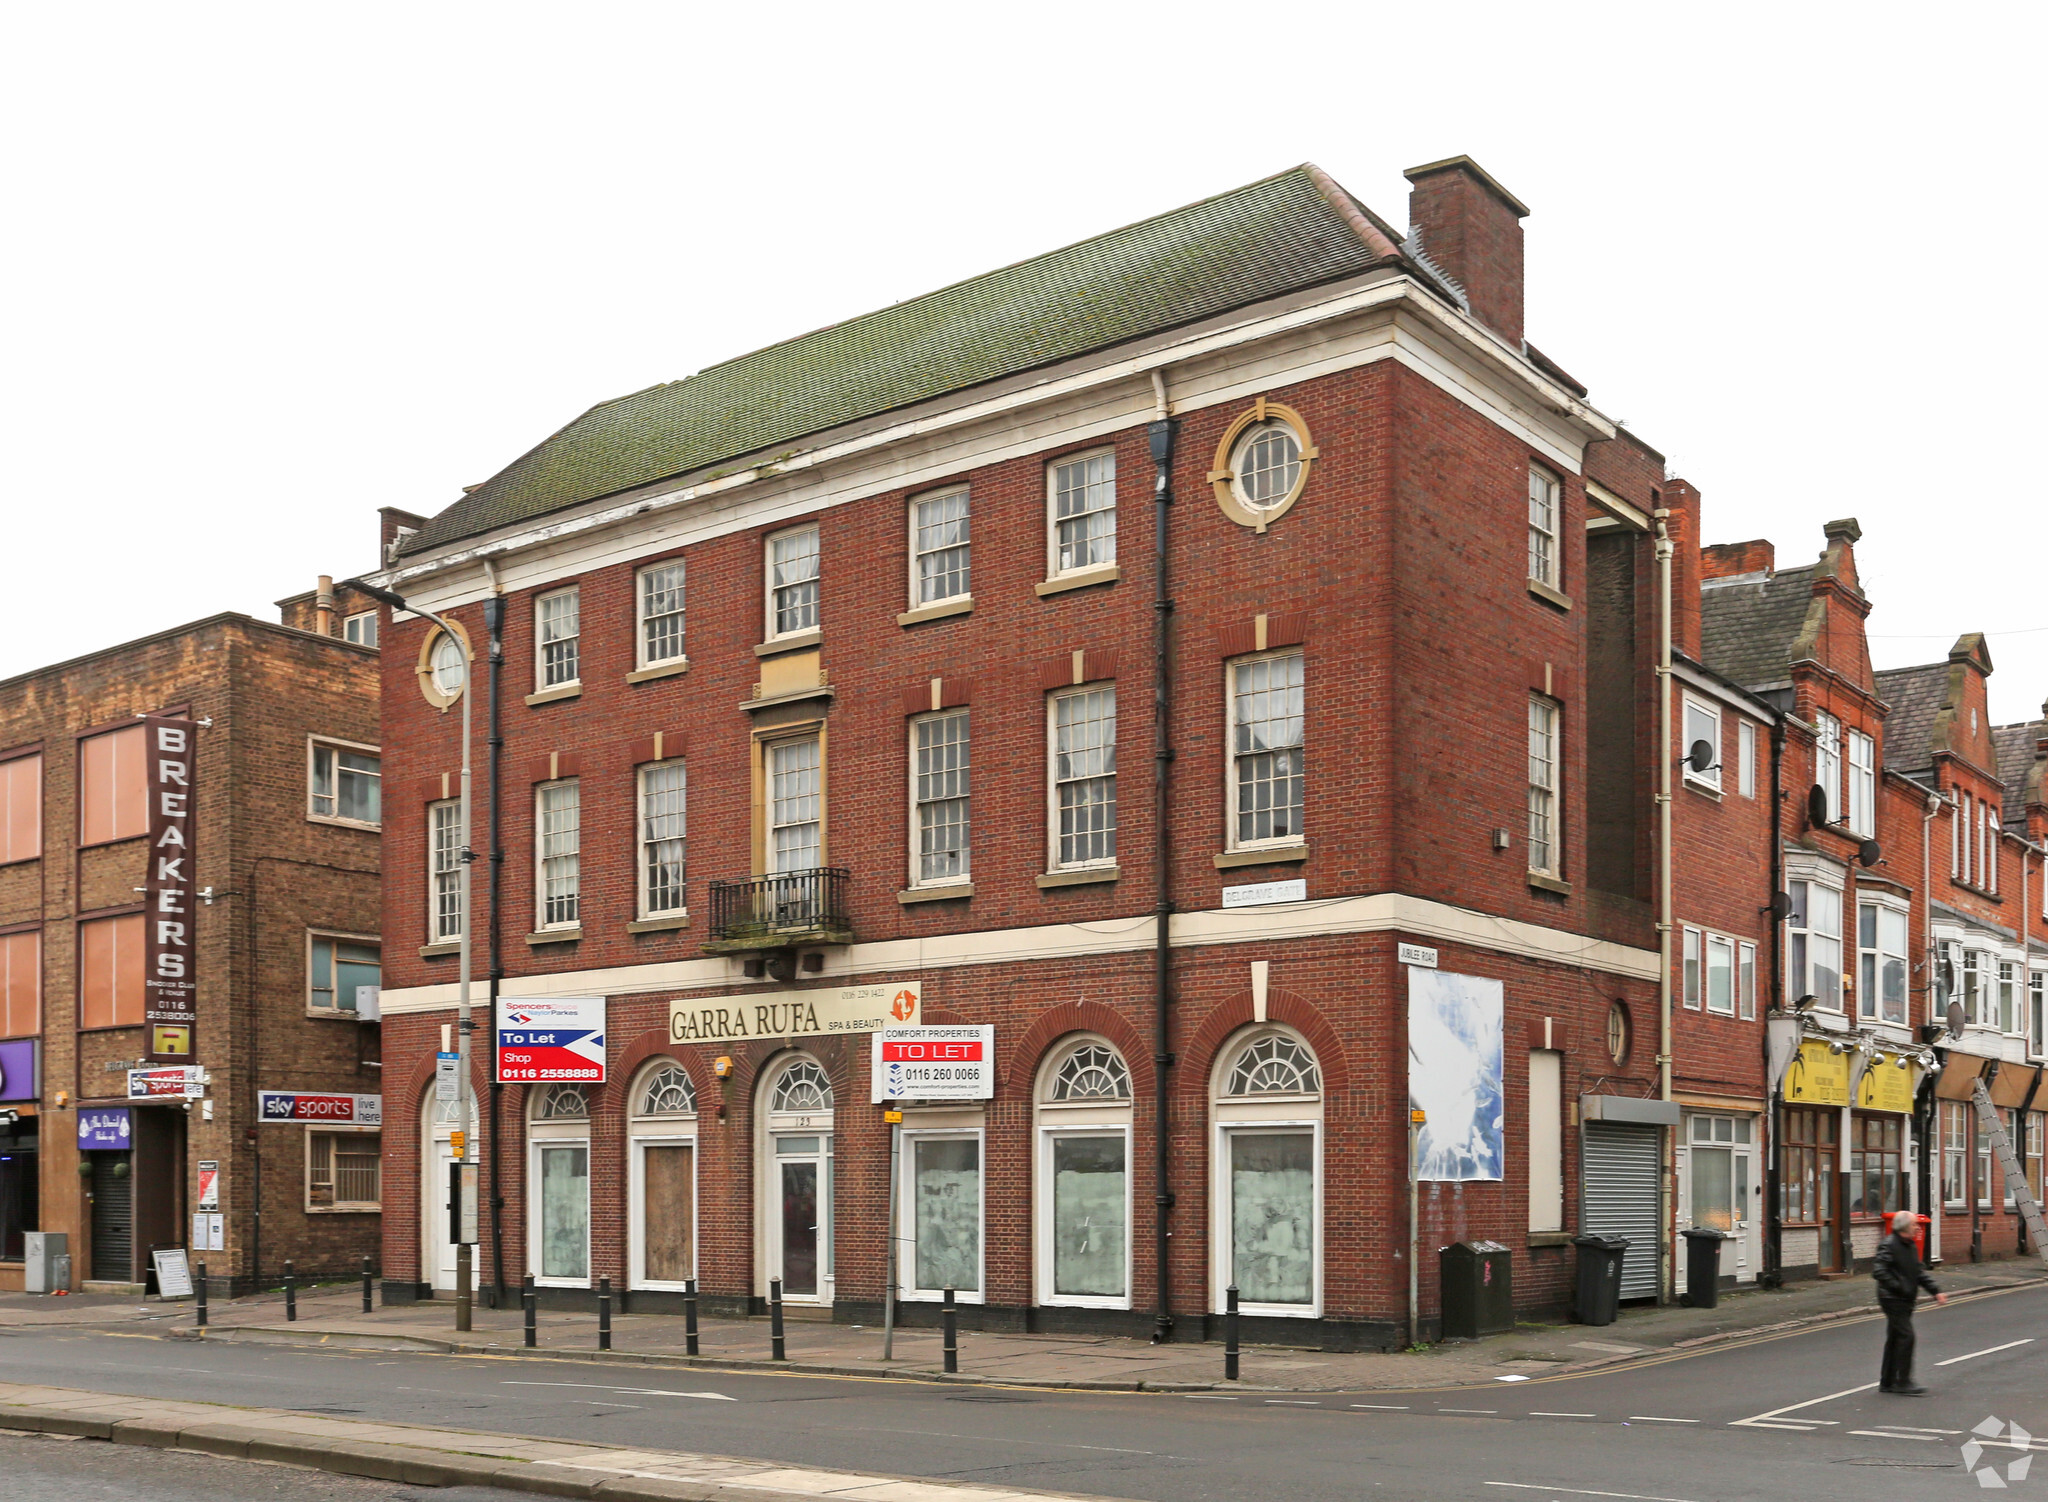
[152,1246,194,1299]
[1407,968,1505,1181]
[871,1026,994,1102]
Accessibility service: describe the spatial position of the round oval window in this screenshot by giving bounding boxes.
[1607,1001,1630,1065]
[1233,421,1302,509]
[430,633,466,698]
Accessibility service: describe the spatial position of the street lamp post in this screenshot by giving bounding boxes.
[344,579,475,1331]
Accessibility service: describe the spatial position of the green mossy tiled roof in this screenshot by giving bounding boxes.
[402,166,1406,556]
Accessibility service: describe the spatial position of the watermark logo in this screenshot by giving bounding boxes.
[1963,1417,2033,1489]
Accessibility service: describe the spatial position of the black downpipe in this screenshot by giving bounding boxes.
[485,594,507,1308]
[1148,412,1178,1345]
[1763,716,1786,1287]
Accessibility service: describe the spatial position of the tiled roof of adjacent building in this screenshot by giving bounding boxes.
[1873,662,1949,777]
[1991,718,2046,823]
[400,165,1432,557]
[1699,566,1815,692]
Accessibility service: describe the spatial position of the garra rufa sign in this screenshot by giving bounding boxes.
[143,715,200,1064]
[668,981,919,1044]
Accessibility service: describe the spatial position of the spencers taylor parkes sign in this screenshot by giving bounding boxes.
[144,716,200,1064]
[667,982,919,1044]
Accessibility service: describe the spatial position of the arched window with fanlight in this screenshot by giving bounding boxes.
[758,1054,835,1307]
[629,1063,698,1290]
[1034,1036,1133,1309]
[1210,1026,1323,1318]
[528,1084,590,1287]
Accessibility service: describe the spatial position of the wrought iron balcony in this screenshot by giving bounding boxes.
[706,867,853,951]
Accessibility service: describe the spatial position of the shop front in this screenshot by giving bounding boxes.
[1848,1048,1918,1268]
[1778,1039,1852,1277]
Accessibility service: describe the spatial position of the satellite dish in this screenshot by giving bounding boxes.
[1687,739,1717,774]
[1857,840,1882,868]
[1769,890,1794,920]
[1806,785,1830,828]
[1946,1001,1966,1040]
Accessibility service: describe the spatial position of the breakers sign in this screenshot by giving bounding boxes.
[144,716,200,1064]
[668,981,919,1044]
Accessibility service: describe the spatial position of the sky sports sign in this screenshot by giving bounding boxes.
[496,997,606,1083]
[258,1091,382,1124]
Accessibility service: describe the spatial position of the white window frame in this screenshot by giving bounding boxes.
[1209,1028,1323,1319]
[766,734,823,875]
[1705,932,1736,1016]
[1847,729,1876,838]
[909,710,971,889]
[1682,926,1703,1011]
[307,930,381,1016]
[1526,693,1559,874]
[635,559,687,670]
[2032,970,2046,1060]
[1228,651,1306,853]
[908,486,971,608]
[628,1063,699,1292]
[1049,684,1117,871]
[1682,697,1723,792]
[307,736,382,830]
[1857,899,1910,1027]
[306,1125,381,1212]
[342,610,379,648]
[1047,448,1117,579]
[1527,463,1560,588]
[765,524,821,640]
[1942,1099,1969,1209]
[1033,1037,1134,1310]
[534,586,581,691]
[528,1101,592,1288]
[1987,810,2000,894]
[637,760,687,919]
[1814,712,1842,823]
[1786,872,1845,1011]
[535,779,581,931]
[428,798,463,942]
[1999,959,2022,1037]
[1738,720,1758,799]
[1738,940,1758,1021]
[896,1124,987,1304]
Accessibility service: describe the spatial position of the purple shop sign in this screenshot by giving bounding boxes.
[0,1038,37,1103]
[78,1107,132,1150]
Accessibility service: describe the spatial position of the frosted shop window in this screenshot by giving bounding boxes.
[528,1084,590,1287]
[1786,878,1844,1011]
[1035,1039,1134,1309]
[1210,1029,1322,1318]
[898,1126,985,1303]
[629,1063,697,1291]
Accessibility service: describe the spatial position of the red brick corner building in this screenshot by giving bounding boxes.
[368,156,2013,1346]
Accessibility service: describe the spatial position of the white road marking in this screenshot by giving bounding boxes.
[1496,1374,1531,1382]
[1351,1404,1409,1410]
[1743,1422,1817,1431]
[1529,1412,1597,1418]
[1440,1407,1499,1414]
[1627,1416,1699,1424]
[1848,1430,1938,1441]
[1485,1483,1700,1502]
[1935,1338,2034,1366]
[501,1380,734,1401]
[1868,1426,1963,1434]
[1730,1380,1876,1428]
[1264,1400,1320,1405]
[1184,1395,1238,1401]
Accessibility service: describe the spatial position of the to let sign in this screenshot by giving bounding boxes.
[496,996,606,1083]
[258,1091,382,1124]
[143,716,200,1064]
[871,1025,994,1102]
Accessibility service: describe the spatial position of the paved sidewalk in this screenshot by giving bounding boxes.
[0,1381,1103,1502]
[5,1257,2042,1391]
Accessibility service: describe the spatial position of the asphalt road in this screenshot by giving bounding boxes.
[4,1285,2044,1502]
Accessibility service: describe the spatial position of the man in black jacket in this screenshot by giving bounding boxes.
[1874,1210,1946,1394]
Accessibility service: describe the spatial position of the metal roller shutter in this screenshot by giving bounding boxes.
[1582,1123,1661,1300]
[91,1152,133,1282]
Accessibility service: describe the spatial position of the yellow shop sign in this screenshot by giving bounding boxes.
[1857,1053,1917,1114]
[1783,1041,1851,1106]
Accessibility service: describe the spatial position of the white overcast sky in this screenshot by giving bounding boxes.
[7,3,2043,723]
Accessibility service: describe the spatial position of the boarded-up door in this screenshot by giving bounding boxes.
[642,1144,694,1284]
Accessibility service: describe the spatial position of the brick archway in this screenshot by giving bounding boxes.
[1184,986,1349,1095]
[1002,1000,1155,1100]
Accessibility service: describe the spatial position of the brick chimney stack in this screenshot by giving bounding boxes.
[1404,155,1529,346]
[1701,540,1775,581]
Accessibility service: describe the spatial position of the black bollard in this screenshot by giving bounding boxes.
[942,1286,958,1375]
[195,1262,208,1327]
[284,1261,296,1322]
[1224,1284,1240,1382]
[523,1274,537,1348]
[362,1256,374,1314]
[684,1277,699,1357]
[770,1277,786,1361]
[598,1277,612,1351]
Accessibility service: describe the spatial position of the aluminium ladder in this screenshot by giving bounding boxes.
[1970,1078,2048,1262]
